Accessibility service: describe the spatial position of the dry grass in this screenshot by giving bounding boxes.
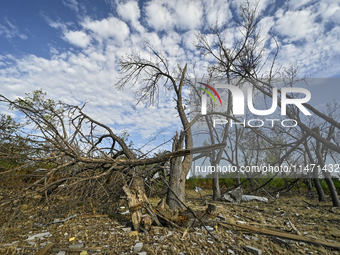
[0,189,339,254]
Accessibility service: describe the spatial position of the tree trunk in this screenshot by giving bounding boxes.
[166,132,186,210]
[315,134,340,207]
[123,176,144,231]
[304,141,326,202]
[306,178,313,194]
[212,165,221,200]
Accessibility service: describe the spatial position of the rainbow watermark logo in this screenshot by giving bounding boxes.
[196,82,223,107]
[197,82,311,116]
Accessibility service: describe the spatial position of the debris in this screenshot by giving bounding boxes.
[242,195,268,203]
[203,226,214,231]
[3,241,19,246]
[80,214,108,218]
[138,252,147,255]
[156,199,170,211]
[68,243,84,249]
[33,168,47,173]
[122,227,132,233]
[219,221,340,250]
[35,214,77,228]
[36,243,54,255]
[120,210,130,215]
[194,187,202,192]
[222,187,243,203]
[270,237,292,249]
[206,204,217,215]
[133,242,143,252]
[229,187,243,203]
[222,193,234,203]
[276,192,280,199]
[227,249,235,254]
[26,232,51,241]
[142,214,153,231]
[217,213,226,221]
[245,245,262,255]
[56,252,66,255]
[80,251,87,255]
[69,237,75,242]
[287,218,302,235]
[128,231,139,237]
[236,221,247,225]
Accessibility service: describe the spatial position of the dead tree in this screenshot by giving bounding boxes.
[115,48,194,210]
[0,91,225,230]
[193,1,266,199]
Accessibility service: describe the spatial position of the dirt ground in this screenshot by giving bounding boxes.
[0,190,340,255]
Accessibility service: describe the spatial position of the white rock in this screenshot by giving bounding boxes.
[236,221,247,225]
[3,241,19,246]
[133,242,143,252]
[204,226,214,231]
[245,246,262,255]
[69,243,84,249]
[26,232,51,241]
[242,195,268,203]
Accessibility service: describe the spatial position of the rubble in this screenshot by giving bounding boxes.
[242,195,268,203]
[26,232,51,241]
[245,245,262,255]
[133,242,143,252]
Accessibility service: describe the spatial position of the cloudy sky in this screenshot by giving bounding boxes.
[0,0,339,152]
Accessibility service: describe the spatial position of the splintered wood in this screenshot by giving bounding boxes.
[219,221,340,250]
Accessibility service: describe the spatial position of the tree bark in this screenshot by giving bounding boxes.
[315,129,340,207]
[212,164,221,200]
[304,140,326,202]
[166,132,186,209]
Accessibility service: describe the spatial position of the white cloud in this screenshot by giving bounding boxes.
[174,1,203,30]
[233,0,275,13]
[287,0,314,11]
[203,0,231,27]
[274,9,321,42]
[319,1,340,23]
[145,0,203,31]
[1,0,340,154]
[145,1,174,31]
[63,30,91,48]
[0,19,27,40]
[117,0,145,33]
[182,30,198,51]
[259,16,275,40]
[81,17,130,45]
[62,0,79,12]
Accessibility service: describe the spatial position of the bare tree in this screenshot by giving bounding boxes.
[0,90,223,230]
[192,1,340,206]
[193,0,266,199]
[115,47,195,209]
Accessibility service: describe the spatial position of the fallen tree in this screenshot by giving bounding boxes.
[0,90,225,231]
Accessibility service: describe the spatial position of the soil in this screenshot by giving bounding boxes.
[0,190,340,255]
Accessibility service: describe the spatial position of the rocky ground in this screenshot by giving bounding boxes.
[0,190,340,254]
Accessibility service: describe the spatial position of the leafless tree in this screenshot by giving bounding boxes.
[0,90,223,231]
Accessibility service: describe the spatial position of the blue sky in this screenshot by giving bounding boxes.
[0,0,339,152]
